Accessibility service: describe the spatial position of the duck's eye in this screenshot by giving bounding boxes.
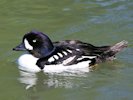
[33,39,37,43]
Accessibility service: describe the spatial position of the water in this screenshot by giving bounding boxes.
[0,0,133,100]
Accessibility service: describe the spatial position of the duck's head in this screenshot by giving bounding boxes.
[13,31,55,58]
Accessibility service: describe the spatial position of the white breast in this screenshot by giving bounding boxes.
[18,54,41,73]
[17,54,91,73]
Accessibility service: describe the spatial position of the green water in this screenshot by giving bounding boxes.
[0,0,133,100]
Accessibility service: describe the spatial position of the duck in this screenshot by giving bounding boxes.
[13,31,128,73]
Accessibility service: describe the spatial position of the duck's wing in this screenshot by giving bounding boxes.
[52,40,103,65]
[49,46,96,66]
[37,40,127,69]
[53,40,110,56]
[36,41,97,69]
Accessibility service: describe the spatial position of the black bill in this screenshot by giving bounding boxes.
[13,43,26,51]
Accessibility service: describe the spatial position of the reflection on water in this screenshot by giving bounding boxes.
[18,71,37,90]
[18,70,88,89]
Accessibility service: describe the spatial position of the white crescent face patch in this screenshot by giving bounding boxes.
[24,39,33,50]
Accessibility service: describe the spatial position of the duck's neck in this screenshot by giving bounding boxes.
[41,46,56,57]
[29,46,56,58]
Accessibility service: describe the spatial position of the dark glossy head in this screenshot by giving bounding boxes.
[13,31,55,58]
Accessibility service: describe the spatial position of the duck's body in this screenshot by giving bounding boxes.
[18,54,91,73]
[13,31,128,73]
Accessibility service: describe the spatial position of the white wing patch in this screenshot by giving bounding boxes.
[77,56,96,61]
[62,51,68,55]
[53,55,59,60]
[24,39,33,50]
[57,53,63,58]
[48,54,60,63]
[48,57,55,62]
[66,49,72,53]
[63,56,76,65]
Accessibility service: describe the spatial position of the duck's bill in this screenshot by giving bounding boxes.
[13,43,26,51]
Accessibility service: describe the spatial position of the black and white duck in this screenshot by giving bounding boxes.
[13,31,128,73]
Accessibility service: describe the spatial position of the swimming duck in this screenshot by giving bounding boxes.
[13,31,128,73]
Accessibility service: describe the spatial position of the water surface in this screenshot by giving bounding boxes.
[0,0,133,100]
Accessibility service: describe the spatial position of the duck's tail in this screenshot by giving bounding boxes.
[109,40,128,54]
[99,40,128,61]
